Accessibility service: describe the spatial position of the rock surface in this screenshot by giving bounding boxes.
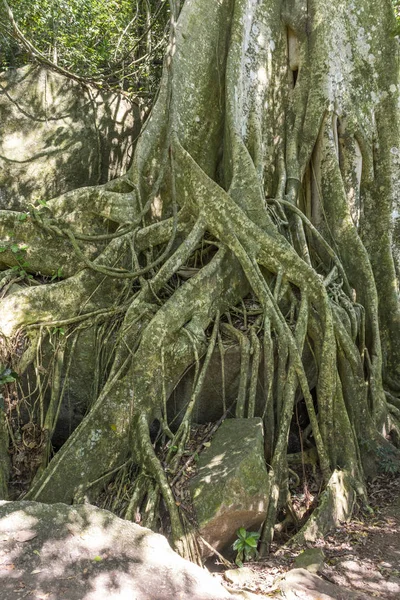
[294,548,325,573]
[278,568,374,599]
[0,65,140,211]
[224,567,255,586]
[189,418,268,556]
[169,343,317,428]
[0,500,240,600]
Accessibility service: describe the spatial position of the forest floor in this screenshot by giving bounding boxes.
[213,474,400,599]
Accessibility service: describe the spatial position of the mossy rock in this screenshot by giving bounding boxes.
[189,418,268,556]
[0,65,140,210]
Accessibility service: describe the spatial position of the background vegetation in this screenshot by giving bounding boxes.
[0,0,169,98]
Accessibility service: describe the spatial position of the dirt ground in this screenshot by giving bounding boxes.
[213,474,400,599]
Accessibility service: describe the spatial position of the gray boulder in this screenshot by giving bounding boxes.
[189,418,269,556]
[169,343,318,428]
[0,500,239,600]
[0,65,141,210]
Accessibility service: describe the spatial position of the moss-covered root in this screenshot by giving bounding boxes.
[0,407,10,499]
[290,470,357,545]
[25,247,247,505]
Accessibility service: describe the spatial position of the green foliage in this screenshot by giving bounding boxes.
[0,0,168,97]
[51,327,66,336]
[376,445,400,475]
[9,243,31,278]
[0,364,18,410]
[0,365,18,387]
[232,528,260,567]
[361,438,400,475]
[50,267,63,282]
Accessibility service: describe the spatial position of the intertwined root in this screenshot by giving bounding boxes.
[2,144,396,557]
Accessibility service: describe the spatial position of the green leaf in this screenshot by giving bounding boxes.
[10,244,20,253]
[93,555,103,562]
[237,527,247,540]
[18,213,28,221]
[235,553,244,568]
[245,537,258,548]
[247,531,260,540]
[232,539,242,551]
[0,247,6,253]
[1,376,16,384]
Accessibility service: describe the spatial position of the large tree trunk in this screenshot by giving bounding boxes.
[1,0,400,558]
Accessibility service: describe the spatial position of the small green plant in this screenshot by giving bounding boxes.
[51,327,66,336]
[0,364,18,409]
[376,445,400,475]
[232,528,260,567]
[50,267,63,282]
[0,242,32,278]
[0,365,18,387]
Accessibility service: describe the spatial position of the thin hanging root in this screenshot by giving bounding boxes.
[252,259,332,485]
[275,335,289,430]
[142,484,160,530]
[248,326,261,418]
[160,347,174,440]
[271,197,352,296]
[217,331,226,413]
[125,473,149,522]
[220,323,250,418]
[263,315,275,463]
[167,312,220,470]
[198,535,233,568]
[135,413,185,549]
[260,295,309,555]
[34,337,67,479]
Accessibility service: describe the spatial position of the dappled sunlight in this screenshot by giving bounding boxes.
[0,501,234,600]
[0,65,139,212]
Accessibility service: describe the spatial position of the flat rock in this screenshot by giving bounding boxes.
[294,547,325,573]
[278,568,374,600]
[224,567,254,586]
[189,418,268,556]
[322,558,400,598]
[0,500,241,600]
